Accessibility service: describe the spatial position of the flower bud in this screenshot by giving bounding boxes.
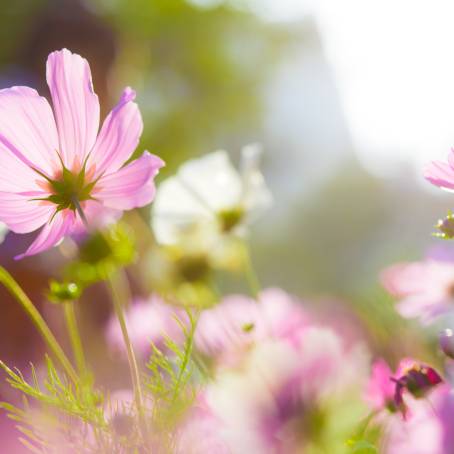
[435,211,454,239]
[440,328,454,359]
[48,280,82,303]
[403,365,443,397]
[394,363,443,406]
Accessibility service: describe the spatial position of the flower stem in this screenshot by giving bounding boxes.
[0,266,78,383]
[63,300,87,380]
[106,269,148,438]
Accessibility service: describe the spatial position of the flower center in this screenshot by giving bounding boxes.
[46,166,96,212]
[217,207,245,232]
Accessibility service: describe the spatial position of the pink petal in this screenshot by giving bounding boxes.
[71,200,122,233]
[86,87,143,178]
[0,86,60,191]
[365,359,394,410]
[15,211,74,259]
[0,192,53,233]
[95,152,164,210]
[381,262,434,297]
[46,49,100,168]
[424,160,454,190]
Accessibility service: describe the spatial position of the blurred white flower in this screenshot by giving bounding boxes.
[152,144,272,245]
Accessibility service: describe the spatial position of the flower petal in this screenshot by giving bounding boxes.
[178,150,243,211]
[0,192,53,233]
[70,200,122,233]
[152,151,243,245]
[86,87,143,178]
[0,86,60,190]
[152,174,214,245]
[424,160,454,191]
[46,48,100,168]
[95,152,164,210]
[15,211,74,259]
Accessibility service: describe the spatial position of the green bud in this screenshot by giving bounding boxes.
[48,280,82,303]
[435,211,454,239]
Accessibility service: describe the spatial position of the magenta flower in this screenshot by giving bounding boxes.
[381,259,454,323]
[0,48,163,259]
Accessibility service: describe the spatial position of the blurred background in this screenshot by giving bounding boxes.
[0,0,453,448]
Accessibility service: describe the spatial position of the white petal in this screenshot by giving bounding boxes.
[178,150,243,212]
[152,175,214,245]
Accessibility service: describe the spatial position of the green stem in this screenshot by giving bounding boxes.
[242,243,261,299]
[106,270,147,438]
[0,267,78,383]
[63,301,87,379]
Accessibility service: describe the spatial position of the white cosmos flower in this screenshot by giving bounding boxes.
[152,144,272,245]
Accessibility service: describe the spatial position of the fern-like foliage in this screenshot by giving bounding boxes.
[0,311,203,453]
[0,357,116,453]
[144,309,199,449]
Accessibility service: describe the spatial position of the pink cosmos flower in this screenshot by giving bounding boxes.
[381,259,454,323]
[0,48,163,259]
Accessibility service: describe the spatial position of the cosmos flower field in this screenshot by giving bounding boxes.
[0,48,454,453]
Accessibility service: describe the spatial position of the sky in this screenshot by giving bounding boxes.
[189,0,454,179]
[256,0,454,178]
[311,0,454,177]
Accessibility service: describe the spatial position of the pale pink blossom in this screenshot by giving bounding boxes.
[106,295,188,357]
[203,327,368,453]
[194,288,310,364]
[176,394,230,454]
[0,48,163,259]
[385,385,454,454]
[381,259,454,323]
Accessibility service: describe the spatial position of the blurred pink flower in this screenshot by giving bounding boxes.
[204,327,368,453]
[385,385,454,454]
[0,48,163,259]
[381,259,454,323]
[365,358,443,418]
[194,288,310,365]
[106,295,188,357]
[176,394,230,454]
[365,359,396,412]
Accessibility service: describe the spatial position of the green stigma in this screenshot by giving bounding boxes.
[45,166,96,213]
[217,207,245,232]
